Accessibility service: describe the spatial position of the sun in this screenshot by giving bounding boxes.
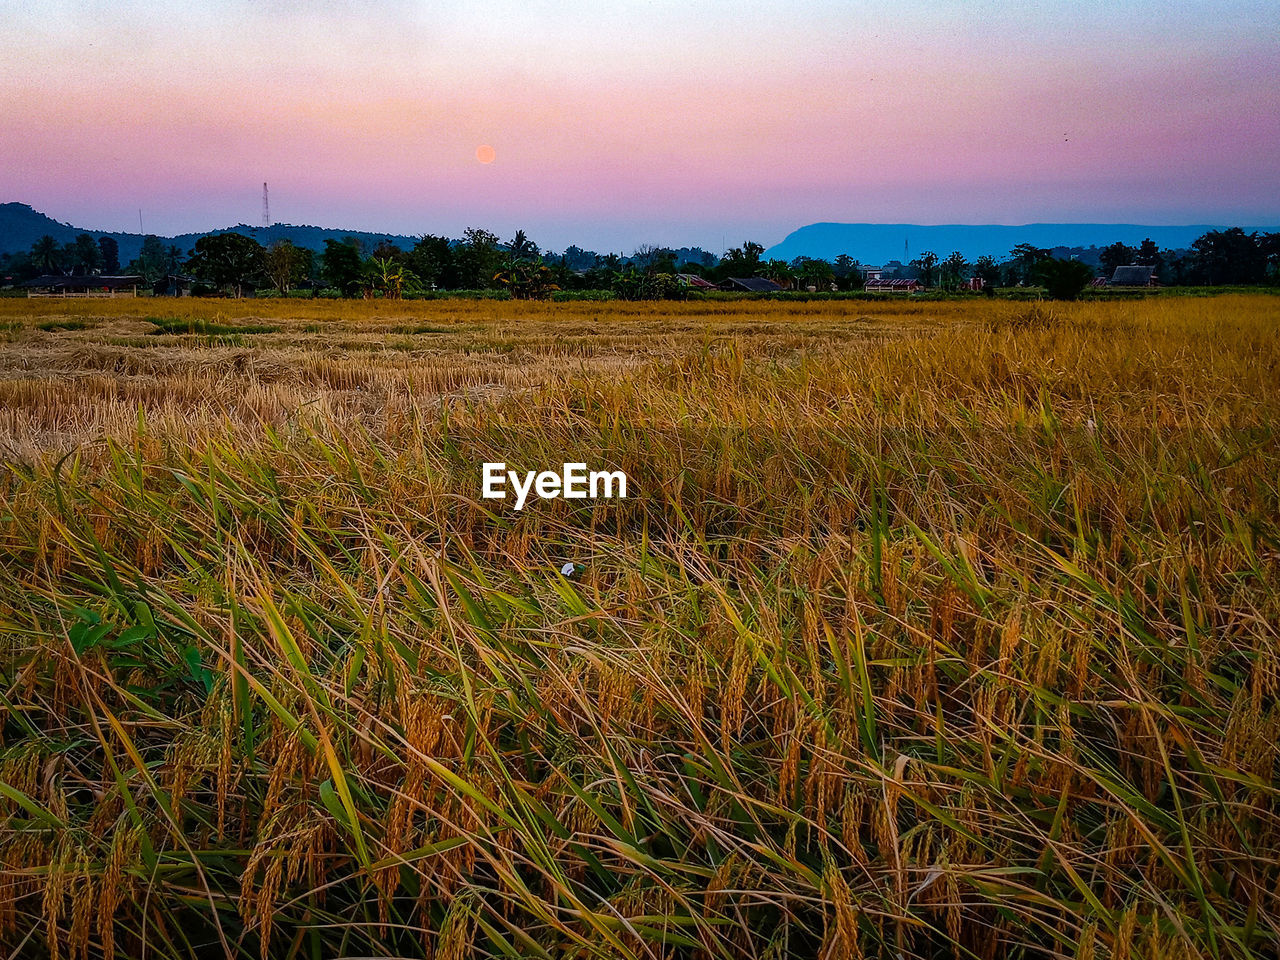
[475,144,496,164]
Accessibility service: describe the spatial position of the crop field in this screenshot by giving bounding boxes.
[0,294,1278,959]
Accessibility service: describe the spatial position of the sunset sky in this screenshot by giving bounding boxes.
[3,0,1277,252]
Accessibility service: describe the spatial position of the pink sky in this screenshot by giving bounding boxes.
[3,0,1277,252]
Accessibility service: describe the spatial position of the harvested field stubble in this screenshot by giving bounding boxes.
[0,294,1278,959]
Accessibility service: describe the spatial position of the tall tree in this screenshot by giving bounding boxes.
[1191,228,1265,285]
[718,240,765,279]
[456,228,501,288]
[1134,238,1161,266]
[763,259,795,288]
[30,235,60,273]
[1008,243,1049,283]
[507,230,539,262]
[941,251,969,287]
[559,245,598,272]
[640,247,678,275]
[371,240,405,261]
[408,234,455,290]
[974,255,1001,288]
[264,239,306,294]
[130,235,168,283]
[320,238,365,296]
[186,232,264,297]
[794,257,834,290]
[97,236,120,273]
[911,250,939,287]
[73,234,102,274]
[1162,250,1193,285]
[1099,242,1137,276]
[1260,232,1280,282]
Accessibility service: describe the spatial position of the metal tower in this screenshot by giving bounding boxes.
[262,183,270,228]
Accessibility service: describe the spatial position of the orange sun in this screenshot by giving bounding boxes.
[475,144,496,164]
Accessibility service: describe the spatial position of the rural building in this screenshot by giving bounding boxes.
[720,277,783,293]
[864,266,884,281]
[163,274,199,296]
[1110,264,1158,286]
[865,278,924,292]
[23,275,141,298]
[962,277,984,292]
[676,273,718,290]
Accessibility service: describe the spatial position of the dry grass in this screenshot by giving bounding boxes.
[0,297,928,458]
[1,294,1278,959]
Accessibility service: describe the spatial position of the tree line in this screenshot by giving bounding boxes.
[3,226,1277,299]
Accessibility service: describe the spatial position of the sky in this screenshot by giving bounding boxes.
[2,0,1278,252]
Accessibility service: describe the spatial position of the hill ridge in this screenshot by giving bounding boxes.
[0,202,419,263]
[763,221,1280,264]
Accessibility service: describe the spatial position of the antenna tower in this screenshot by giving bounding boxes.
[262,183,270,228]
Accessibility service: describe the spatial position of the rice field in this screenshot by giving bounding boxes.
[1,293,1278,959]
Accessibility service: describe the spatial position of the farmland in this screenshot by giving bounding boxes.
[1,294,1278,959]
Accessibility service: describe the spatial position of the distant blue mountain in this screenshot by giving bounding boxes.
[764,222,1278,264]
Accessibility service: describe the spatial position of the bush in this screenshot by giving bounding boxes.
[551,289,615,302]
[1032,257,1095,300]
[407,289,512,301]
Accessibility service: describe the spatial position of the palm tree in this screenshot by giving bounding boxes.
[164,245,184,275]
[763,259,795,289]
[73,234,102,274]
[31,235,60,273]
[799,258,834,291]
[507,230,539,262]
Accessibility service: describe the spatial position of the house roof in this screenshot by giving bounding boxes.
[676,273,717,289]
[1110,265,1156,285]
[721,277,782,292]
[865,278,922,289]
[22,274,142,289]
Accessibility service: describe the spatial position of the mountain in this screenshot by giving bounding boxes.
[0,203,420,263]
[0,203,147,262]
[764,222,1277,265]
[167,223,420,260]
[8,203,1276,269]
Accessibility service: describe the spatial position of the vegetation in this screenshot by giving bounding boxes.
[1031,257,1096,300]
[5,221,1278,302]
[0,294,1277,958]
[262,241,310,296]
[185,233,267,298]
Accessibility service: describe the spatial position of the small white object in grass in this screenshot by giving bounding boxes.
[441,715,453,722]
[560,562,577,577]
